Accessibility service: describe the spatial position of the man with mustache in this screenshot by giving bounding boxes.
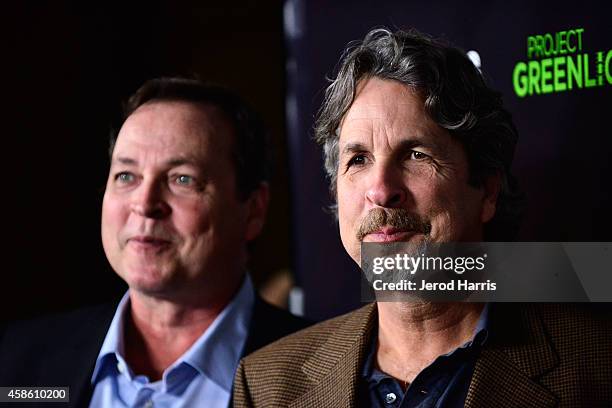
[0,77,308,407]
[233,29,612,407]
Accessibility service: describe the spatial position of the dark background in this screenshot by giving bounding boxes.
[3,0,611,323]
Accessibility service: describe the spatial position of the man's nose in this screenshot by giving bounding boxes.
[130,180,171,219]
[365,163,408,208]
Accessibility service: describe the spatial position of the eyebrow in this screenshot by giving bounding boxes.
[113,157,137,166]
[166,158,200,167]
[340,138,444,155]
[112,156,202,167]
[341,142,368,155]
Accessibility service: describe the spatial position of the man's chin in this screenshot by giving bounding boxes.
[128,282,179,300]
[120,266,177,295]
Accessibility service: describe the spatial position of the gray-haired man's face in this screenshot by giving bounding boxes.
[335,77,497,265]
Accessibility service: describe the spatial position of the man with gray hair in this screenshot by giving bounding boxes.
[233,28,612,407]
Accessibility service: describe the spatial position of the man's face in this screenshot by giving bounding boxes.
[337,77,496,264]
[101,101,262,298]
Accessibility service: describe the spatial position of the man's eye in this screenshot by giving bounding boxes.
[347,154,367,168]
[175,175,194,185]
[115,172,135,183]
[409,150,429,160]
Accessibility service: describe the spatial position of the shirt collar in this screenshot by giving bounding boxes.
[177,274,254,390]
[91,274,255,393]
[469,302,490,347]
[91,291,130,384]
[361,303,490,380]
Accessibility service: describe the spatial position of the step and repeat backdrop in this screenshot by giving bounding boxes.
[283,0,611,320]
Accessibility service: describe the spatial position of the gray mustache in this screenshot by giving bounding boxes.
[356,208,432,241]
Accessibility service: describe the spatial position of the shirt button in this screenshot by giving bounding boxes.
[385,392,397,404]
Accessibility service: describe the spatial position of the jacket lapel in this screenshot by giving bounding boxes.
[35,303,117,408]
[465,304,558,408]
[289,304,377,408]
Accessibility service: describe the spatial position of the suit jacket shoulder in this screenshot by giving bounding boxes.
[235,303,376,408]
[464,303,612,408]
[0,302,117,407]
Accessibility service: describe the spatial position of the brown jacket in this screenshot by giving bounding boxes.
[234,303,612,408]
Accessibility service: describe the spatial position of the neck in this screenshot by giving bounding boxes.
[124,278,244,381]
[376,302,484,386]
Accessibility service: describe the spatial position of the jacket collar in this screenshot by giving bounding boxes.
[290,303,377,408]
[52,302,118,408]
[465,304,559,408]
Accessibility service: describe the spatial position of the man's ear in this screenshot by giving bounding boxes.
[481,172,501,224]
[245,182,270,241]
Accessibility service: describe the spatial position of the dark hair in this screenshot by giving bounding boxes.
[314,28,524,240]
[110,77,271,200]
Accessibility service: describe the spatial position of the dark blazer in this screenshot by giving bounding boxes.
[234,303,612,408]
[0,296,309,408]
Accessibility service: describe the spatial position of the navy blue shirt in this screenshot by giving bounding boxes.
[360,305,489,408]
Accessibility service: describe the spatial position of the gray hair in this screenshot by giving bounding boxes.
[314,28,524,241]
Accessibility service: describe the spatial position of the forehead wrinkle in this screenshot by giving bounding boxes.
[122,101,224,151]
[124,127,208,152]
[340,77,452,157]
[112,151,206,170]
[114,135,201,164]
[165,156,205,168]
[113,156,137,166]
[115,125,212,168]
[339,116,373,147]
[340,108,424,154]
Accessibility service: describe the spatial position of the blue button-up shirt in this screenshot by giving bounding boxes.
[361,304,489,408]
[89,275,255,408]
